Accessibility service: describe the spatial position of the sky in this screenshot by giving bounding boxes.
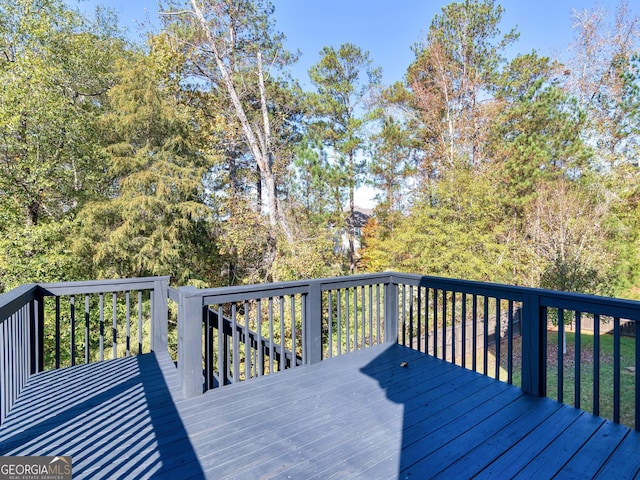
[72,0,638,88]
[71,0,638,206]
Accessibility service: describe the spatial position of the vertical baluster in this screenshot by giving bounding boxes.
[10,314,16,413]
[138,291,143,354]
[593,314,600,417]
[368,285,373,348]
[112,293,117,359]
[346,290,351,352]
[614,317,621,423]
[99,293,104,362]
[401,285,406,347]
[442,291,447,361]
[244,300,250,377]
[84,295,90,364]
[301,294,307,365]
[328,292,333,357]
[408,285,414,350]
[204,307,212,390]
[361,286,366,349]
[15,309,21,396]
[472,295,478,372]
[507,301,513,384]
[269,297,274,372]
[483,297,489,375]
[451,292,456,365]
[558,309,564,402]
[575,311,581,409]
[70,295,76,367]
[417,287,422,352]
[55,296,61,369]
[495,298,501,379]
[425,288,430,355]
[461,293,467,369]
[376,284,381,345]
[8,317,13,419]
[635,319,640,430]
[233,303,240,380]
[278,298,285,370]
[8,312,14,414]
[290,295,296,368]
[125,291,131,357]
[433,289,439,358]
[257,299,263,376]
[337,290,342,356]
[354,287,359,350]
[1,320,5,421]
[217,305,224,385]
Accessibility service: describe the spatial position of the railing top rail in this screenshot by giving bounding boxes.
[0,283,39,322]
[538,292,640,321]
[184,272,395,305]
[38,276,171,297]
[390,273,528,301]
[391,272,640,320]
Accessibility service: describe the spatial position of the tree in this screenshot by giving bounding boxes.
[161,0,296,245]
[369,115,415,228]
[0,0,125,289]
[490,52,590,211]
[407,0,518,177]
[564,1,640,168]
[307,42,381,272]
[74,40,219,284]
[361,164,509,281]
[0,0,122,227]
[524,180,615,295]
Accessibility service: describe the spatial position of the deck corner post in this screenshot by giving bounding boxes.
[521,292,546,397]
[152,278,169,352]
[178,286,204,398]
[304,281,323,364]
[384,279,398,344]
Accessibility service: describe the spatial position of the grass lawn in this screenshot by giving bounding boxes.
[470,331,637,429]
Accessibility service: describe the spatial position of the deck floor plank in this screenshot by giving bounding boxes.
[1,343,639,479]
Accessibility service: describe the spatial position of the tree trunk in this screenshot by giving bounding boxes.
[190,0,293,244]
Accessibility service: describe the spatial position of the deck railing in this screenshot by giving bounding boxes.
[3,272,640,430]
[175,272,640,431]
[0,277,169,424]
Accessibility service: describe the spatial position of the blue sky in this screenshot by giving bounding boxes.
[72,0,638,88]
[72,0,637,206]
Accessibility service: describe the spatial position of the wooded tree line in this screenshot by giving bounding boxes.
[1,0,639,298]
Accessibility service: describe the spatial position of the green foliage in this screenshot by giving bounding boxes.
[527,181,615,294]
[369,116,415,219]
[307,42,382,271]
[0,220,82,292]
[491,53,590,209]
[362,166,511,282]
[74,45,220,284]
[1,0,640,302]
[407,0,518,172]
[0,0,121,227]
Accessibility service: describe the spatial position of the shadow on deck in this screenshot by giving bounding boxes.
[2,344,640,479]
[0,352,204,479]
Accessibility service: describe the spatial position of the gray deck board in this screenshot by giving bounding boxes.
[1,343,639,479]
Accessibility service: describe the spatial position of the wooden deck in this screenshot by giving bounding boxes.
[1,343,639,479]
